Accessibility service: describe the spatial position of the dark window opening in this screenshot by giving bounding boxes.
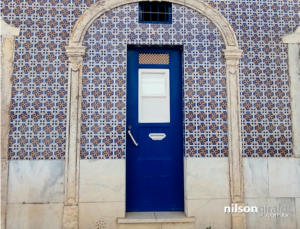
[139,2,172,24]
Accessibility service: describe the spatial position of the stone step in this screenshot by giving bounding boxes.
[118,212,195,229]
[118,222,194,229]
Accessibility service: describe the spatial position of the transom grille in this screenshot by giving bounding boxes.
[139,53,169,65]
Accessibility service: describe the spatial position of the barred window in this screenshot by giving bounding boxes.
[139,2,172,24]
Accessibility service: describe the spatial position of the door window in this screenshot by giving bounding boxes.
[138,69,170,123]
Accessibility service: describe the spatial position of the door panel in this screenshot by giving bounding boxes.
[139,127,171,159]
[126,46,183,212]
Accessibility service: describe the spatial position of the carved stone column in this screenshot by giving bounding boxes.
[0,17,20,229]
[223,49,246,229]
[63,46,86,229]
[282,27,300,158]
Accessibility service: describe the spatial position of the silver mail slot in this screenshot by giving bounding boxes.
[149,133,166,140]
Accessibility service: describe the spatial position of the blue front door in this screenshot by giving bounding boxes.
[126,46,183,211]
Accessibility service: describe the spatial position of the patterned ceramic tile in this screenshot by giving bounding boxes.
[80,3,228,159]
[2,0,298,159]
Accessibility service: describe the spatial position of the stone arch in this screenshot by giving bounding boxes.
[68,0,239,50]
[63,1,246,228]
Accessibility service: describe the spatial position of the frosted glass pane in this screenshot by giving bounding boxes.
[140,97,169,122]
[142,74,166,95]
[139,69,170,123]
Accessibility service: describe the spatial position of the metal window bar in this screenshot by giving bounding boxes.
[139,2,172,24]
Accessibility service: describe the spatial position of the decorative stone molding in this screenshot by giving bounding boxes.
[62,46,85,229]
[282,27,300,44]
[223,49,245,229]
[283,27,300,158]
[64,46,86,207]
[223,49,244,203]
[0,17,20,229]
[0,17,20,37]
[69,0,239,50]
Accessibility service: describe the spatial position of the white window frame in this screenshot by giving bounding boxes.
[138,68,170,123]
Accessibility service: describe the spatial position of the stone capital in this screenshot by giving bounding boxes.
[282,27,300,44]
[66,46,86,71]
[223,49,243,61]
[0,17,20,37]
[65,46,86,58]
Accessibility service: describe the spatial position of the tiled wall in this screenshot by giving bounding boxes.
[80,3,228,159]
[2,0,298,160]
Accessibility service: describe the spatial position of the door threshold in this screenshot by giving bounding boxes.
[117,211,195,224]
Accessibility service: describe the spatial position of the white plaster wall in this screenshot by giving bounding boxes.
[243,157,300,229]
[8,160,65,203]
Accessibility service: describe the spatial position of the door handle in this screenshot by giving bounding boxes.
[128,130,138,146]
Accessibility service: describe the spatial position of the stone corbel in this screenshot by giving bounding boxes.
[63,46,86,229]
[223,49,246,229]
[0,17,20,229]
[282,27,300,158]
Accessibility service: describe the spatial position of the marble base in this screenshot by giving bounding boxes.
[268,158,300,198]
[79,202,125,229]
[185,198,231,229]
[7,160,65,203]
[79,160,125,202]
[243,158,269,198]
[295,198,300,229]
[184,157,230,199]
[6,203,63,229]
[245,198,296,229]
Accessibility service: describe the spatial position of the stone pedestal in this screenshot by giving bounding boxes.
[63,206,79,229]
